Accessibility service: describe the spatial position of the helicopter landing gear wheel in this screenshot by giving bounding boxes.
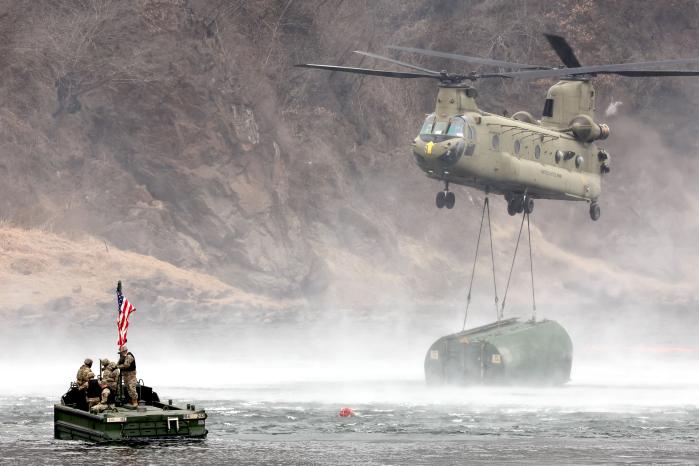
[506,194,531,216]
[507,200,517,216]
[589,202,601,221]
[445,191,455,209]
[436,191,446,209]
[523,196,534,214]
[437,181,454,210]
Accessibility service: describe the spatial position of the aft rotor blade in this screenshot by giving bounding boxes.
[501,58,699,79]
[387,45,548,70]
[294,64,440,79]
[610,70,699,77]
[353,51,441,75]
[544,34,582,68]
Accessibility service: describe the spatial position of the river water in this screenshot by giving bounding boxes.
[1,380,698,465]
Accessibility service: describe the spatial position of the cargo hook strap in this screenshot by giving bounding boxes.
[527,214,537,321]
[461,197,499,330]
[500,212,537,321]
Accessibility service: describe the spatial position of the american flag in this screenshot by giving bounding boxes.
[117,285,136,347]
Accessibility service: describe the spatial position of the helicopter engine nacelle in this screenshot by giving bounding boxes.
[568,114,610,143]
[511,111,537,125]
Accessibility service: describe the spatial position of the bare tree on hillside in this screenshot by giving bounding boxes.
[23,0,159,116]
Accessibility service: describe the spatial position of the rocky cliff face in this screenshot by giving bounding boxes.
[1,0,698,333]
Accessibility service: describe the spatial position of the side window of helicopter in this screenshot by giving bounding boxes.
[543,98,554,117]
[514,139,521,155]
[446,117,465,137]
[491,134,500,150]
[534,145,541,160]
[420,115,435,134]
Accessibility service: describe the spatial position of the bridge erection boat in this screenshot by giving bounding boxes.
[54,380,208,442]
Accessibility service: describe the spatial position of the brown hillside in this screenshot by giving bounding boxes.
[0,0,697,324]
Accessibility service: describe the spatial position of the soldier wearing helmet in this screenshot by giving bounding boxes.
[92,362,119,413]
[117,345,138,407]
[76,358,93,391]
[99,358,110,372]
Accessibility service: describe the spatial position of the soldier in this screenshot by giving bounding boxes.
[76,358,93,390]
[117,345,138,406]
[99,358,110,374]
[85,371,101,409]
[92,362,119,413]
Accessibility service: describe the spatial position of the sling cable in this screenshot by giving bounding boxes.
[461,197,537,330]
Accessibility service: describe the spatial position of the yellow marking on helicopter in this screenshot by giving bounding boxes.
[424,141,435,155]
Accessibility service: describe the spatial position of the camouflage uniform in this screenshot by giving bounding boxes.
[76,359,93,390]
[92,362,119,413]
[117,346,138,406]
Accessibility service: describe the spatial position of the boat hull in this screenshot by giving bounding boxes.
[54,403,207,442]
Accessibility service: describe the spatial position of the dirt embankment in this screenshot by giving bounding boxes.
[0,224,303,325]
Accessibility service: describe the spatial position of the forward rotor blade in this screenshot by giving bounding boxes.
[294,64,439,79]
[477,74,514,79]
[387,45,548,70]
[544,34,582,68]
[353,51,440,75]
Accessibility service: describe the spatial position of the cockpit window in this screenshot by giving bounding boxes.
[446,117,465,137]
[432,121,448,135]
[419,115,468,139]
[420,115,435,134]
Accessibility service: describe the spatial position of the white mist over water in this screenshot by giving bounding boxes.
[2,316,697,414]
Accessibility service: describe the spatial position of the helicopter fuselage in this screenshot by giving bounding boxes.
[413,112,602,201]
[412,81,610,218]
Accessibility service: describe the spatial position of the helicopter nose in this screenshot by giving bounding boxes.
[413,137,464,167]
[439,140,465,165]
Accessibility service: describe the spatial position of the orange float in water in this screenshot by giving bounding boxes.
[339,407,354,417]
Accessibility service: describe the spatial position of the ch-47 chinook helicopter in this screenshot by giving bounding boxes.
[297,34,699,220]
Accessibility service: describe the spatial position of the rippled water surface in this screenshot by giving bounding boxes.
[1,381,698,465]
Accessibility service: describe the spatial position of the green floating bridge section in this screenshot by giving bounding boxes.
[425,318,573,386]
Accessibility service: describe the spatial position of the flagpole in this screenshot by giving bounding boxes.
[116,280,122,348]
